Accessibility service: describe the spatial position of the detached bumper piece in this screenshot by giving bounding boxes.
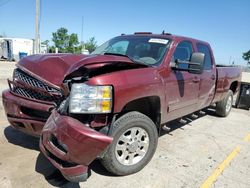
[40,111,113,182]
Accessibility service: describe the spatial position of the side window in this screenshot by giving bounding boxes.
[197,43,212,70]
[173,41,193,62]
[107,40,129,55]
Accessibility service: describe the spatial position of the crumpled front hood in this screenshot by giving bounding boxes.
[17,54,141,86]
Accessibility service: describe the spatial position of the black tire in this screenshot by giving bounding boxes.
[216,90,233,117]
[101,111,158,176]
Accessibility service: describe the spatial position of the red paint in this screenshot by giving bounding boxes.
[40,110,112,177]
[17,53,134,87]
[2,89,54,136]
[40,139,88,177]
[42,111,112,164]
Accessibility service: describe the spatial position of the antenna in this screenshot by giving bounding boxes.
[161,30,172,35]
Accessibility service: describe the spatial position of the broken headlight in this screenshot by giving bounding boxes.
[69,83,112,114]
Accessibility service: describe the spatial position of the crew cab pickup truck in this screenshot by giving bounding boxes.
[2,32,242,182]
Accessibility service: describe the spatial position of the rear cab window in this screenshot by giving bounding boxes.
[196,43,213,70]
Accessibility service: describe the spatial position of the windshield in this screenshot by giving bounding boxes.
[91,36,170,66]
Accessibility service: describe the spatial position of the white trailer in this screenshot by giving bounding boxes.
[0,38,34,61]
[0,38,9,59]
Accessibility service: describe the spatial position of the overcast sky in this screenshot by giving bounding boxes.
[0,0,249,65]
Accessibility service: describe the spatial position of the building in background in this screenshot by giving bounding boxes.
[40,44,48,54]
[0,38,48,61]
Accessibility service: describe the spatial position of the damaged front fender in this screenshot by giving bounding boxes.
[40,110,113,179]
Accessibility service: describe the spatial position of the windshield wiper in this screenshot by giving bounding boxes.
[103,52,148,67]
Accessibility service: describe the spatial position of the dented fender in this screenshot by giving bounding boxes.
[40,110,113,177]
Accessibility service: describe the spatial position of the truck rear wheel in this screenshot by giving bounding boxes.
[101,111,158,175]
[216,90,233,117]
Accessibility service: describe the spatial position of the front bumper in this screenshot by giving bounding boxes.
[2,89,54,136]
[40,110,113,181]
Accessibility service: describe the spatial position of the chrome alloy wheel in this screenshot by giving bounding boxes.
[226,95,233,113]
[115,127,149,166]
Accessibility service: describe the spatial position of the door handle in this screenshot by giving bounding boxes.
[192,77,200,83]
[211,75,216,80]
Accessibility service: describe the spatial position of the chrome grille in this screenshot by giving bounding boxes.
[11,68,63,104]
[13,87,60,102]
[14,69,58,92]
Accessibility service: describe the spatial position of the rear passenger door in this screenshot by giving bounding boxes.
[196,43,216,109]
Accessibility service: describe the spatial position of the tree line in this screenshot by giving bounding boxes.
[41,27,98,54]
[243,50,250,65]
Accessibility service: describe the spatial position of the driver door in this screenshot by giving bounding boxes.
[165,41,200,120]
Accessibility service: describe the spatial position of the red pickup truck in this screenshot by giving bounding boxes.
[2,33,241,182]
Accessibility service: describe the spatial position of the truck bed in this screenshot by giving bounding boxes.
[213,66,242,103]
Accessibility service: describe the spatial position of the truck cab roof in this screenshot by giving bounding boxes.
[121,32,210,46]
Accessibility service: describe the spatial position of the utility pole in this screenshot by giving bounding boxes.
[35,0,40,54]
[229,56,232,65]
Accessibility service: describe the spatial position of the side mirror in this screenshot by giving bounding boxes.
[188,52,205,74]
[170,52,205,74]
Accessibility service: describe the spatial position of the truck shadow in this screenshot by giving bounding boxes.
[35,153,80,188]
[4,126,40,151]
[3,106,218,184]
[3,126,80,188]
[89,160,115,177]
[159,106,217,137]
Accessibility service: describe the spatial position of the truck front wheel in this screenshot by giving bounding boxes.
[216,90,233,117]
[101,111,158,175]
